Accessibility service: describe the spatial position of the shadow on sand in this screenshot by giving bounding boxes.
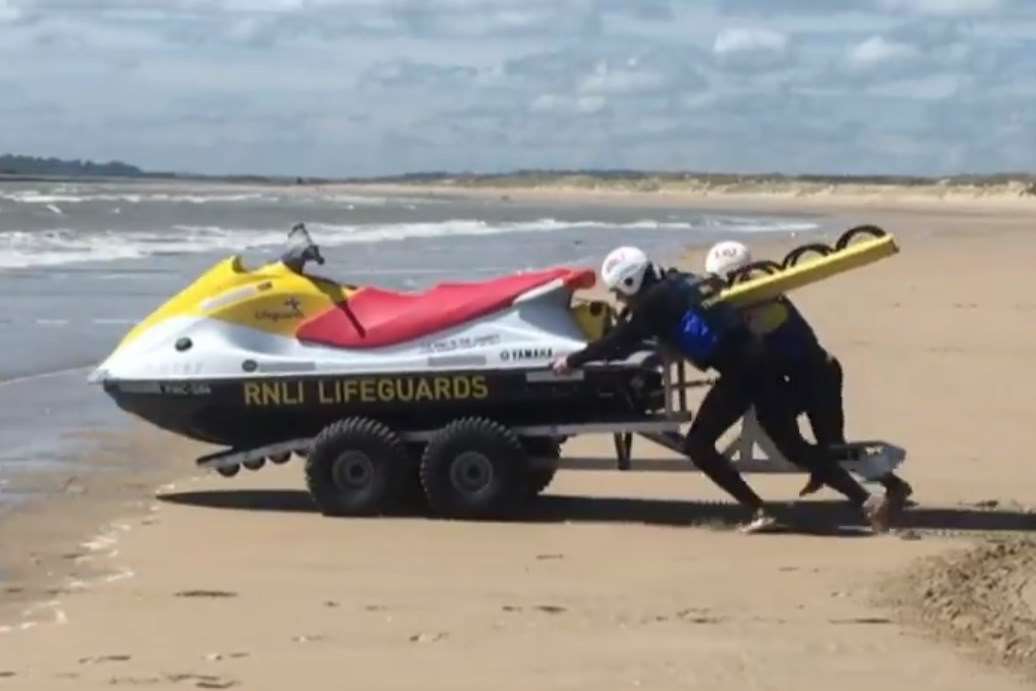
[158,475,1036,538]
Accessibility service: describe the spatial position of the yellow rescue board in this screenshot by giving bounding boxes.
[707,234,898,309]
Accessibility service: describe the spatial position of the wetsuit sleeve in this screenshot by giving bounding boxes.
[565,305,655,367]
[564,282,674,368]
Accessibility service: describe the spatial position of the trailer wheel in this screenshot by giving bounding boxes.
[399,443,428,510]
[420,418,528,518]
[523,437,561,497]
[305,417,408,516]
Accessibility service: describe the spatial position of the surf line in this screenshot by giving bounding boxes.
[0,365,92,389]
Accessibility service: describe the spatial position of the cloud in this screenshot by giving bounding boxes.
[868,73,965,100]
[0,0,1035,176]
[717,0,1006,16]
[876,0,1004,16]
[359,59,479,90]
[579,61,669,95]
[848,35,921,69]
[0,0,20,22]
[713,27,791,70]
[530,94,607,114]
[714,27,788,54]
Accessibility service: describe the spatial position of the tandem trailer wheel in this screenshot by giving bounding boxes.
[420,417,529,519]
[304,417,409,516]
[399,442,429,511]
[522,437,561,497]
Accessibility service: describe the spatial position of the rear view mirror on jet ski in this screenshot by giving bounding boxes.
[88,222,906,521]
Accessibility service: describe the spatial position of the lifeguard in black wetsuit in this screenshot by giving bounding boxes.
[703,240,913,502]
[551,246,895,534]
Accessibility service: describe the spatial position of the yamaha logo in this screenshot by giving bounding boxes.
[501,347,553,362]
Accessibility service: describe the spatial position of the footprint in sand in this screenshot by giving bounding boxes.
[676,609,723,624]
[107,675,162,686]
[828,617,893,625]
[166,672,238,688]
[175,590,237,599]
[409,632,449,644]
[1022,578,1036,618]
[534,605,567,615]
[502,605,568,614]
[0,671,15,678]
[204,652,250,662]
[79,654,132,664]
[291,634,326,644]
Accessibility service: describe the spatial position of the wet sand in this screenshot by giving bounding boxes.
[1,188,1035,689]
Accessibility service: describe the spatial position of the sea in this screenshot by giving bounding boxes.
[0,179,829,514]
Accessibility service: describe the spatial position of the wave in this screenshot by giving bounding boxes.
[0,216,817,269]
[0,190,431,207]
[0,191,270,205]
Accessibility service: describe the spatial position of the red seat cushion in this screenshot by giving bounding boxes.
[296,267,595,349]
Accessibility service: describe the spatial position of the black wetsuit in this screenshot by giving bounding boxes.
[755,296,909,494]
[566,271,749,375]
[565,271,871,510]
[757,296,846,447]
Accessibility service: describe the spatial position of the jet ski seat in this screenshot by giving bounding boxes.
[296,267,596,349]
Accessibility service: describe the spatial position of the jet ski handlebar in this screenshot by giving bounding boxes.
[282,222,325,273]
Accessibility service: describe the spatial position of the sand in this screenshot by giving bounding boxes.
[1,185,1035,689]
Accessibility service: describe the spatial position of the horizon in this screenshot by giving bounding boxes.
[4,151,1036,183]
[2,0,1035,179]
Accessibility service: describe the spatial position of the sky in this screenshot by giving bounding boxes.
[1,0,1035,178]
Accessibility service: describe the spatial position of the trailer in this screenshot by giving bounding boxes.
[195,354,906,519]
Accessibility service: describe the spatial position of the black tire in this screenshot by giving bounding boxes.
[398,443,429,511]
[304,417,408,516]
[523,437,561,497]
[420,418,528,518]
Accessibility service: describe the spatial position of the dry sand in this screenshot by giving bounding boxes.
[1,186,1035,689]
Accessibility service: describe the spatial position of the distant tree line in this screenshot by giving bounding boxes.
[344,168,1036,188]
[0,154,144,177]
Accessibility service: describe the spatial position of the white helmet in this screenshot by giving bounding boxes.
[601,246,652,296]
[705,240,752,276]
